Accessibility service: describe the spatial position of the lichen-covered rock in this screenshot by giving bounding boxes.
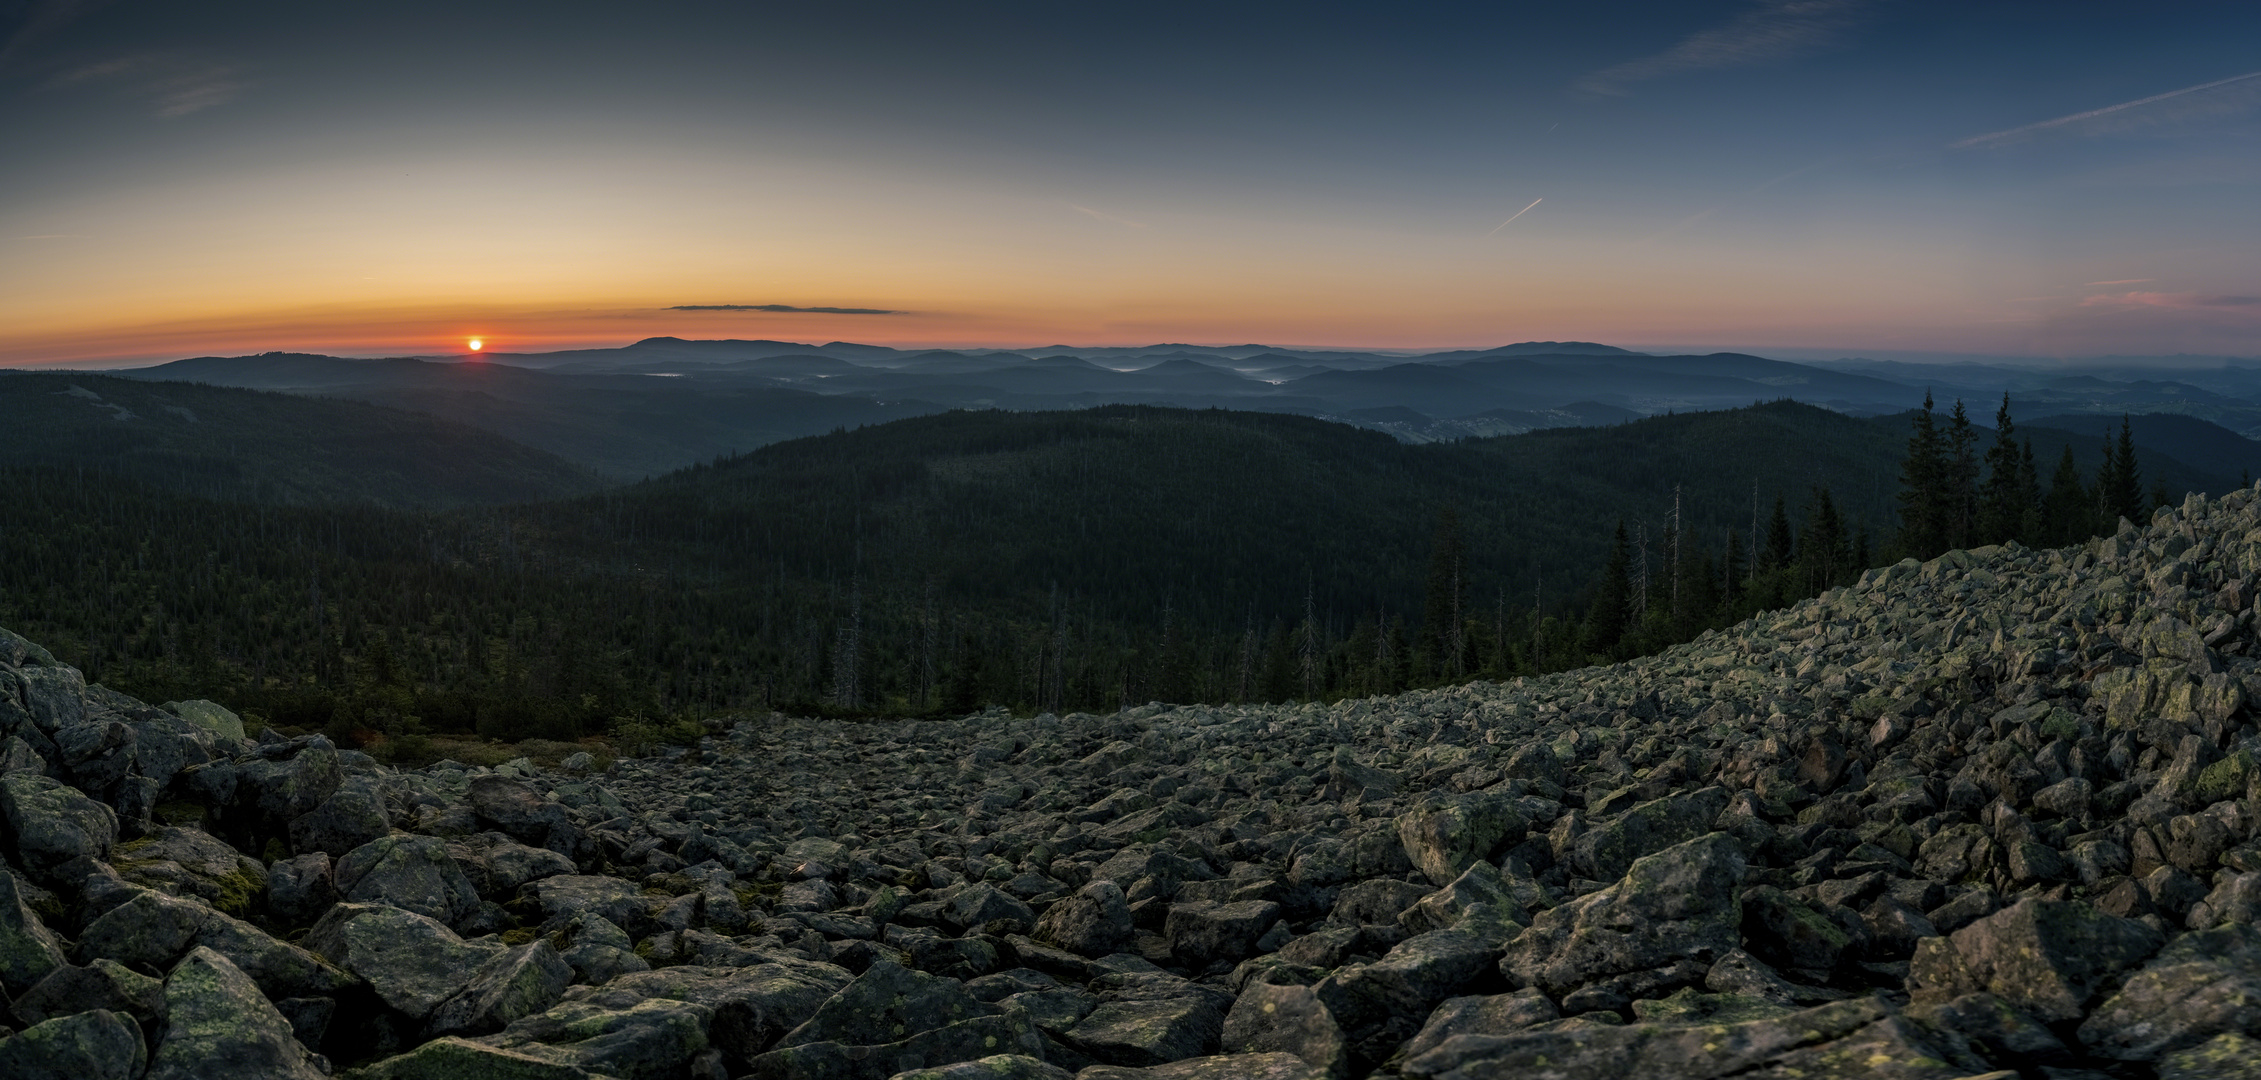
[1220,979,1351,1079]
[1165,899,1282,968]
[446,831,577,899]
[2156,1031,2261,1080]
[0,866,67,995]
[1907,897,2163,1023]
[353,1035,601,1080]
[304,902,498,1019]
[1065,971,1233,1067]
[147,946,328,1080]
[571,957,853,1059]
[427,939,573,1037]
[334,834,480,925]
[287,778,390,857]
[111,825,268,916]
[1077,1052,1329,1079]
[1394,989,1560,1064]
[1396,794,1529,887]
[1563,788,1731,883]
[1500,832,1745,1004]
[1,771,118,870]
[553,909,650,985]
[884,1054,1072,1080]
[781,957,996,1048]
[1399,996,1960,1080]
[0,1008,147,1080]
[170,699,247,742]
[746,1009,1048,1080]
[488,996,713,1080]
[467,774,584,859]
[2079,923,2261,1062]
[1034,880,1135,957]
[75,887,353,1000]
[11,958,166,1028]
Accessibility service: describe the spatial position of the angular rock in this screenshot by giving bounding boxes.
[75,887,352,1000]
[1564,788,1731,883]
[1500,832,1744,1003]
[448,832,577,899]
[111,825,268,916]
[304,902,498,1019]
[884,1055,1071,1080]
[554,910,651,985]
[489,997,713,1080]
[1399,996,1960,1080]
[1397,794,1528,887]
[0,867,66,995]
[781,957,996,1048]
[171,699,247,742]
[1,771,118,871]
[1166,899,1283,968]
[334,834,480,925]
[2157,1032,2261,1080]
[1034,879,1136,958]
[745,1010,1048,1080]
[353,1035,602,1080]
[2079,923,2261,1062]
[1077,1052,1327,1079]
[1906,897,2163,1023]
[427,939,574,1037]
[1066,972,1233,1067]
[1395,988,1560,1063]
[12,958,166,1027]
[266,852,336,926]
[147,946,327,1080]
[1220,979,1351,1079]
[0,1008,147,1080]
[575,958,854,1059]
[287,779,390,857]
[467,775,582,858]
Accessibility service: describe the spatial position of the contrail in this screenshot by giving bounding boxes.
[1484,198,1543,237]
[1954,69,2261,148]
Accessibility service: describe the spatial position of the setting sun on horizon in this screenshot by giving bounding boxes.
[468,338,483,352]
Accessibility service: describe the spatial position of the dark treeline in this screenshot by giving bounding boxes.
[0,400,2200,758]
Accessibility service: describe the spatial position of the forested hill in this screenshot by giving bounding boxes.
[0,370,606,508]
[0,398,2232,751]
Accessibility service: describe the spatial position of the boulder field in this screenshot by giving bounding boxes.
[9,488,2261,1078]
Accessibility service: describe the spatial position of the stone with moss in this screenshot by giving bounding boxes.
[1398,996,1960,1079]
[147,947,327,1080]
[12,957,167,1027]
[487,996,713,1080]
[0,771,118,870]
[75,887,352,1001]
[112,826,270,916]
[167,699,246,742]
[0,1008,147,1080]
[355,1036,603,1080]
[882,1053,1072,1080]
[1629,986,1796,1026]
[303,902,500,1020]
[2156,1031,2261,1080]
[0,867,67,995]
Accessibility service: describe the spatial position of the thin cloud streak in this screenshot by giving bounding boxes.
[1575,0,1867,97]
[1954,69,2261,149]
[668,304,900,315]
[1483,198,1543,237]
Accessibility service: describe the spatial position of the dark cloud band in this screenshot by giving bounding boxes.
[668,304,899,315]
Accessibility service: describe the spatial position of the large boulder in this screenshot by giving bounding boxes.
[1907,897,2163,1023]
[1399,997,1960,1080]
[1563,788,1731,883]
[1396,793,1528,887]
[427,939,574,1037]
[304,902,499,1019]
[1033,880,1134,956]
[334,834,480,925]
[576,958,854,1060]
[1220,979,1352,1079]
[1066,970,1234,1067]
[1,771,118,870]
[1500,832,1745,1008]
[0,866,67,994]
[0,1008,147,1080]
[779,957,995,1048]
[147,946,328,1080]
[170,699,247,742]
[745,1010,1048,1080]
[111,826,269,916]
[352,1036,598,1080]
[2079,923,2261,1062]
[447,831,577,899]
[466,775,583,859]
[76,887,353,1000]
[488,996,714,1080]
[12,958,167,1028]
[287,779,390,857]
[1166,899,1283,968]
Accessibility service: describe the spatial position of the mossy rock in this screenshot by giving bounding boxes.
[2195,750,2256,805]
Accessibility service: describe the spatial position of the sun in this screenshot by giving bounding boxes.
[468,338,484,352]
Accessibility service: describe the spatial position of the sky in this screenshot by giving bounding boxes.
[2,0,2259,366]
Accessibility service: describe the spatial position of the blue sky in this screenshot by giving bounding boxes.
[3,0,2257,363]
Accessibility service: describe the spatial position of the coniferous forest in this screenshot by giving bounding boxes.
[0,397,2202,760]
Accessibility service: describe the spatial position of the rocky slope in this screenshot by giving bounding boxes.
[9,488,2261,1079]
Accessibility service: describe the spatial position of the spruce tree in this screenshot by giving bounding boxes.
[1420,507,1466,675]
[1586,520,1632,656]
[1764,495,1795,571]
[2043,444,2091,545]
[1978,394,2028,544]
[2101,415,2145,528]
[1946,399,1979,549]
[1896,392,1947,558]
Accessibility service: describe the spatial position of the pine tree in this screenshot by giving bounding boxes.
[1796,488,1850,593]
[1420,508,1466,675]
[1896,392,1948,558]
